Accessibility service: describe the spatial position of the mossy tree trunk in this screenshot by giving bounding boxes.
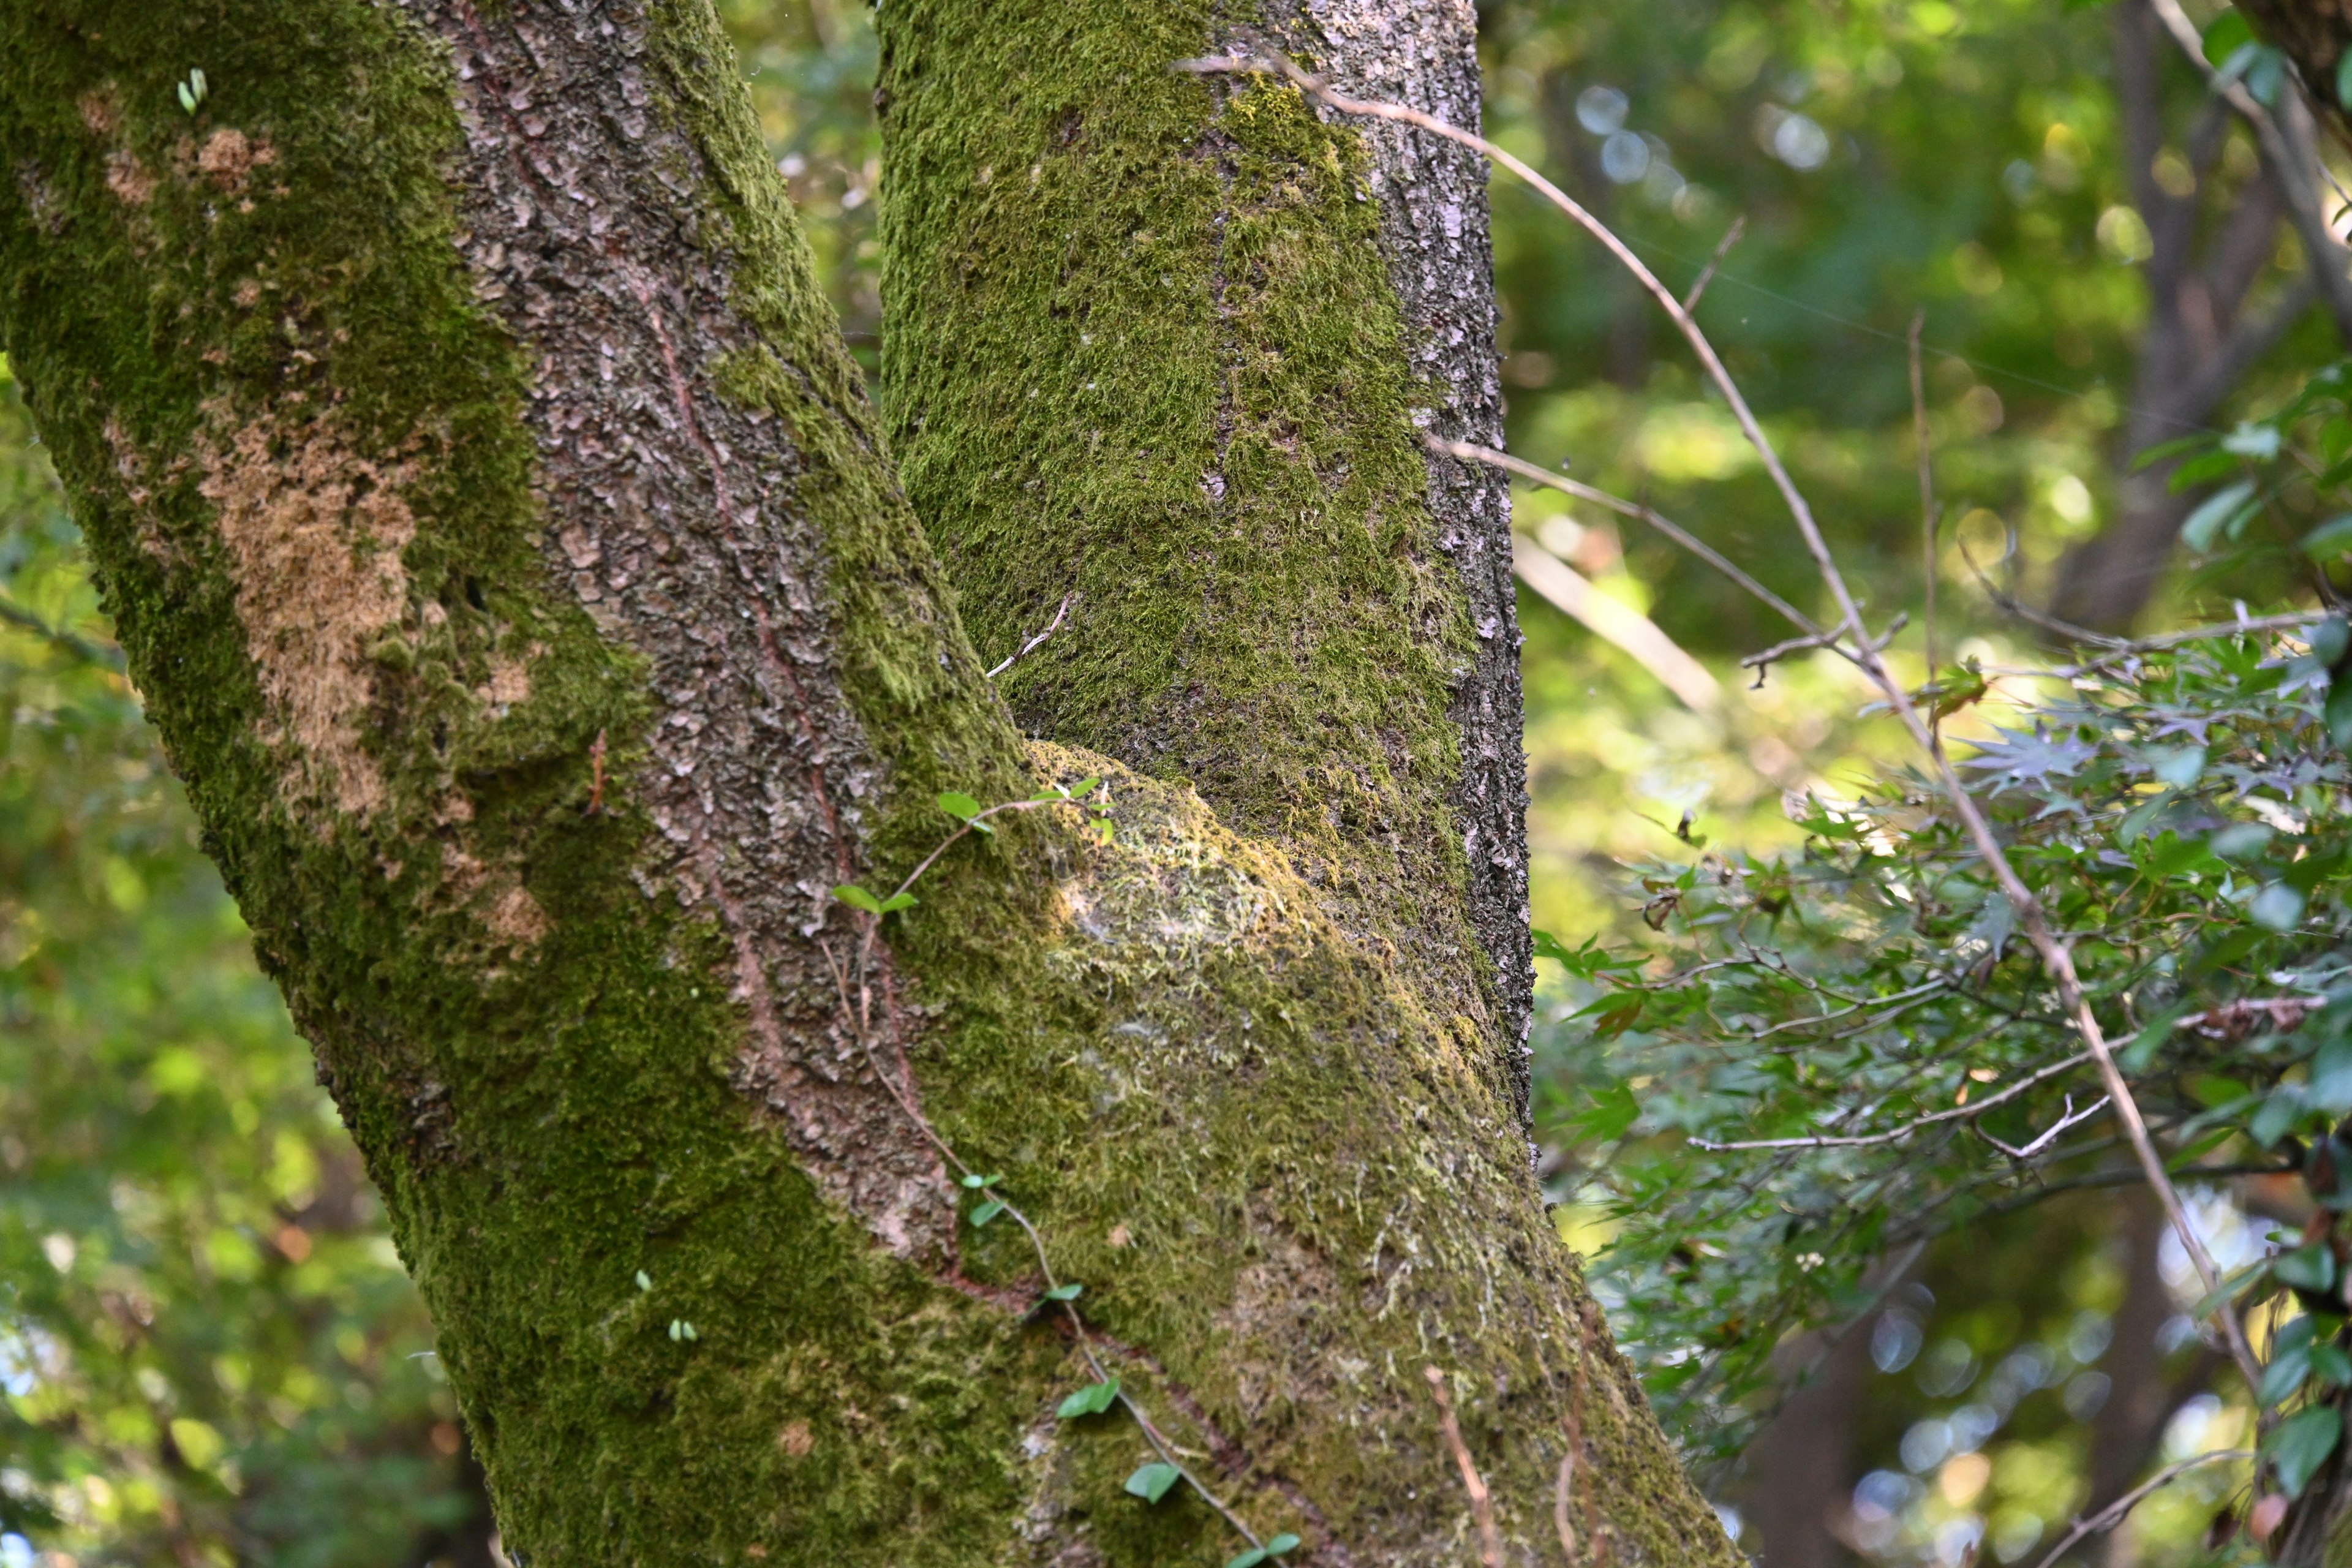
[0,2,1736,1564]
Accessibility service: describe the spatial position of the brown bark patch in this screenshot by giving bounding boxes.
[103,149,156,206]
[477,652,531,708]
[76,90,119,136]
[195,403,417,819]
[195,127,274,193]
[436,843,549,952]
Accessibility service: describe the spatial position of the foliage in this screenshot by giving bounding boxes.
[1542,616,2352,1492]
[0,369,481,1564]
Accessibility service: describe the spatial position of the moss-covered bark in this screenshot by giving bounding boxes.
[0,2,1734,1564]
[877,0,1535,1114]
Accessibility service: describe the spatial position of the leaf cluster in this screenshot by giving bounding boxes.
[1541,625,2352,1477]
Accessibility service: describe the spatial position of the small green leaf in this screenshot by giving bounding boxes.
[2223,422,2283,460]
[1124,1462,1183,1504]
[834,883,883,914]
[177,81,197,113]
[2181,480,2258,553]
[2253,1085,2310,1148]
[1575,1079,1642,1142]
[1531,928,1577,964]
[877,892,919,913]
[1056,1378,1121,1419]
[960,1173,1002,1189]
[2314,1343,2352,1389]
[2328,680,2352,748]
[2210,822,2273,861]
[2147,745,2208,789]
[2278,1244,2339,1294]
[1044,1283,1084,1301]
[680,1321,698,1341]
[2267,1405,2343,1498]
[668,1319,684,1341]
[2307,518,2352,560]
[1224,1552,1269,1568]
[2187,1257,2271,1322]
[2316,617,2352,666]
[2312,1042,2352,1117]
[635,1270,652,1292]
[938,791,984,820]
[969,1199,1006,1228]
[1266,1536,1302,1557]
[1068,777,1101,797]
[2261,1343,2313,1408]
[2252,882,2309,932]
[2185,1074,2251,1110]
[2202,9,2253,66]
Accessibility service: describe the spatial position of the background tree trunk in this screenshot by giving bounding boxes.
[0,2,1732,1565]
[2049,0,2320,634]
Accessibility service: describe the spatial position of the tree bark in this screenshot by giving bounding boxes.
[876,0,1534,1114]
[0,3,1727,1566]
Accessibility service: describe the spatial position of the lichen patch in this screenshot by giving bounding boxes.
[195,402,417,818]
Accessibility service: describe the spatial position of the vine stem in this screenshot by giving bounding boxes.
[818,789,1270,1559]
[1423,1368,1503,1568]
[1175,50,2266,1395]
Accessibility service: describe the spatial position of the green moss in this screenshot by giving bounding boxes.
[876,0,1498,1025]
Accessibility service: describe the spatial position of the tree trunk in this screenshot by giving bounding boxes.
[2049,0,2302,634]
[2083,1189,2216,1568]
[1741,1318,1871,1568]
[0,2,1730,1566]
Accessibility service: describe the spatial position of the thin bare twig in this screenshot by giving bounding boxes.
[1554,1449,1579,1564]
[1909,311,1940,736]
[2030,1450,2254,1568]
[1180,47,2264,1390]
[1976,1093,2112,1160]
[1740,616,1904,680]
[986,592,1073,680]
[1432,438,1825,642]
[1423,1368,1503,1568]
[1690,1050,2093,1151]
[1681,214,1746,312]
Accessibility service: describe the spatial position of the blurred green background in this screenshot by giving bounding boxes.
[2,1,2329,1562]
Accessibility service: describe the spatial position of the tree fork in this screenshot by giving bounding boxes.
[0,2,1732,1564]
